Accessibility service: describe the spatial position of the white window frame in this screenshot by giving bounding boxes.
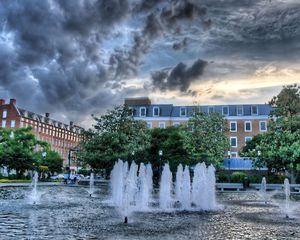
[259,121,267,132]
[140,107,147,117]
[244,121,252,132]
[230,152,238,158]
[237,106,243,116]
[245,136,253,145]
[251,105,258,115]
[2,110,7,118]
[1,120,6,128]
[229,121,237,132]
[153,107,160,117]
[180,107,187,117]
[230,136,237,148]
[10,120,15,128]
[222,106,229,116]
[146,122,152,129]
[158,122,166,129]
[173,122,180,127]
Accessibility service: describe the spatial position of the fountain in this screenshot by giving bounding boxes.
[259,177,268,204]
[111,160,154,223]
[88,172,95,197]
[181,165,191,210]
[111,160,218,217]
[284,178,291,218]
[29,171,39,204]
[159,163,173,210]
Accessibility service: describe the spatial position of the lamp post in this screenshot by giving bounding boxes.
[159,150,163,175]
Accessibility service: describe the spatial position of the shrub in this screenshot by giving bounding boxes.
[248,175,263,183]
[216,172,229,183]
[267,175,289,184]
[231,172,247,183]
[8,174,17,180]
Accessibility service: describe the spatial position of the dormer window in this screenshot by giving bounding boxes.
[153,107,160,117]
[237,106,243,116]
[251,105,258,115]
[2,110,7,118]
[140,107,146,117]
[222,106,229,116]
[208,106,214,114]
[180,107,186,117]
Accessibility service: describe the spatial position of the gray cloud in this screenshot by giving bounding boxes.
[0,0,300,128]
[151,59,207,92]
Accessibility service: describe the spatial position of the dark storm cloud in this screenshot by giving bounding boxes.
[0,0,131,125]
[109,0,209,79]
[151,59,207,92]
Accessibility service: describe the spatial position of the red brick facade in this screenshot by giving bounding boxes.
[0,99,83,167]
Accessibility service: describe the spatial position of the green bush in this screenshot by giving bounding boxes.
[267,175,289,184]
[248,175,263,183]
[216,172,229,183]
[8,174,17,180]
[231,172,247,183]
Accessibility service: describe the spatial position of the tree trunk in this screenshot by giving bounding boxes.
[290,168,296,184]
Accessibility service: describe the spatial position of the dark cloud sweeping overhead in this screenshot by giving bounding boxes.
[151,59,207,92]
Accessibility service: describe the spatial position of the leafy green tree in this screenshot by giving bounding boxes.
[145,126,188,172]
[34,150,64,176]
[270,84,300,117]
[0,127,46,178]
[184,111,229,167]
[79,105,151,171]
[242,85,300,183]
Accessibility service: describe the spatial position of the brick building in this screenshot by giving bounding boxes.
[0,99,83,168]
[125,97,272,158]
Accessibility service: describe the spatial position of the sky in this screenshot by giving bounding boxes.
[0,0,300,128]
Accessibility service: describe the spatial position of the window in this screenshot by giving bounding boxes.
[180,107,186,116]
[237,106,243,116]
[153,107,160,117]
[158,122,165,129]
[2,110,7,118]
[208,106,214,114]
[146,122,152,129]
[251,105,258,115]
[230,121,237,132]
[259,121,267,132]
[230,137,237,148]
[10,120,15,128]
[173,122,180,127]
[20,121,24,128]
[230,152,238,158]
[140,107,146,117]
[244,121,252,132]
[222,106,229,116]
[245,136,253,144]
[1,120,6,128]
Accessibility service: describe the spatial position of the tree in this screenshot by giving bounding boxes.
[241,85,300,183]
[184,111,229,167]
[144,126,189,172]
[34,150,64,176]
[79,105,151,171]
[0,127,46,178]
[270,84,300,117]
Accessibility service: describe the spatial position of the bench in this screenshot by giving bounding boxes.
[289,184,300,193]
[216,183,244,192]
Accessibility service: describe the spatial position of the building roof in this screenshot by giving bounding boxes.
[17,107,83,133]
[128,103,272,118]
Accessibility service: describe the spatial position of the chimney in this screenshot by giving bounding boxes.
[0,99,5,105]
[10,99,16,105]
[70,121,74,126]
[45,112,50,118]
